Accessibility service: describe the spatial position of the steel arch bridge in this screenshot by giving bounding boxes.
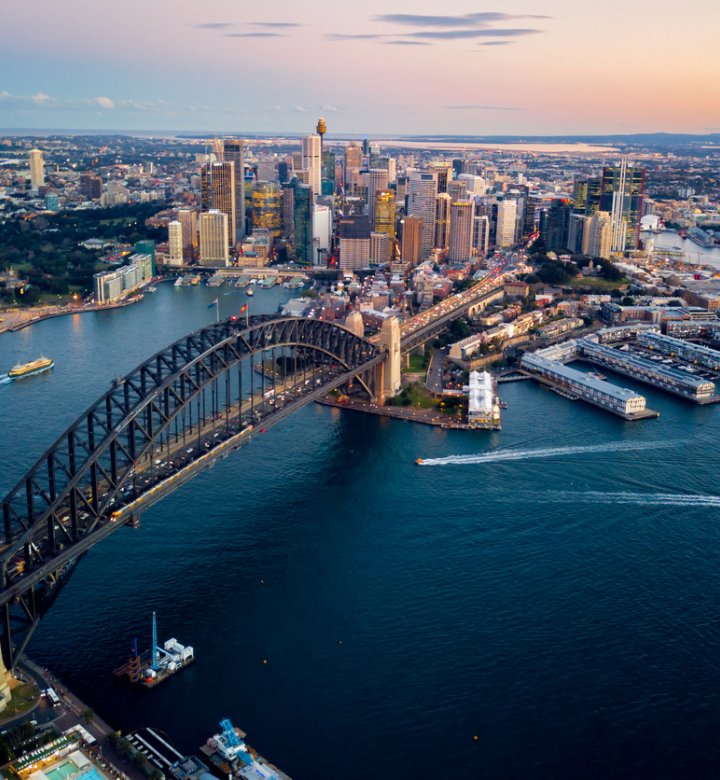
[0,316,384,668]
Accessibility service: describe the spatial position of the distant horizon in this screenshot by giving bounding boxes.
[1,127,719,142]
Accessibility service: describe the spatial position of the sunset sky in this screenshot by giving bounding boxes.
[2,0,718,135]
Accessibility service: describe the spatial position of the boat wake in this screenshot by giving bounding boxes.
[542,490,720,507]
[418,440,672,467]
[0,374,10,385]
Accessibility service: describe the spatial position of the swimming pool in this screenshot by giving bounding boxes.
[45,763,77,780]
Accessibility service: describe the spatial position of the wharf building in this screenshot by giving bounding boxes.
[94,253,153,303]
[521,344,650,418]
[637,331,720,372]
[466,370,501,429]
[577,338,717,402]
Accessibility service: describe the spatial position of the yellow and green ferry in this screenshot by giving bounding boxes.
[8,356,54,379]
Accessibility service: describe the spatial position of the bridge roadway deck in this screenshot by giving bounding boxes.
[389,274,507,352]
[0,355,384,606]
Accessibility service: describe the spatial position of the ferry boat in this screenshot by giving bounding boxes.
[260,277,276,289]
[145,286,158,293]
[8,357,54,379]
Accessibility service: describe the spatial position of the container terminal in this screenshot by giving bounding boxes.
[113,612,194,687]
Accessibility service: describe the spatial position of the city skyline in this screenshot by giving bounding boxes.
[1,0,718,135]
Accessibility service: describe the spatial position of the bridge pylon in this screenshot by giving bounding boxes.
[375,316,401,403]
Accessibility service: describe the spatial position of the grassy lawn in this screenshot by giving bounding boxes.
[403,354,427,374]
[0,681,39,723]
[567,276,628,291]
[388,383,438,409]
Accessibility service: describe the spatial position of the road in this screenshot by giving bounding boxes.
[426,349,446,394]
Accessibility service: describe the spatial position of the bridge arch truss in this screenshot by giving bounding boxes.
[0,316,383,667]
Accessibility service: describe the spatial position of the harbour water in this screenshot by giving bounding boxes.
[2,283,720,778]
[642,229,720,267]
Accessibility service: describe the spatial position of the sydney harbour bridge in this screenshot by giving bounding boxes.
[0,275,505,669]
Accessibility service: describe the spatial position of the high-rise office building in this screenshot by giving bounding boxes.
[567,214,587,254]
[252,181,283,237]
[434,193,452,250]
[401,216,423,267]
[167,221,184,266]
[345,143,363,184]
[541,199,572,253]
[604,159,646,251]
[448,199,476,262]
[583,211,613,259]
[313,204,331,266]
[178,209,198,260]
[473,215,490,256]
[302,134,322,196]
[365,169,389,228]
[407,172,438,257]
[201,162,236,245]
[339,215,370,272]
[29,149,45,189]
[198,210,229,266]
[447,180,468,200]
[370,232,391,265]
[495,199,518,247]
[291,181,313,264]
[374,190,396,241]
[79,173,102,199]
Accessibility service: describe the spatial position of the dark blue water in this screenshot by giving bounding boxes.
[2,283,720,779]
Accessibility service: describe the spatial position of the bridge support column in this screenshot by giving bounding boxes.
[376,316,401,402]
[128,513,141,529]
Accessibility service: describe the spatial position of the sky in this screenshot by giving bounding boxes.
[1,0,719,135]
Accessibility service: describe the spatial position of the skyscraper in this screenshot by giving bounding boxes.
[370,232,391,265]
[313,204,331,266]
[29,149,45,189]
[201,162,236,246]
[434,193,452,250]
[302,134,322,196]
[448,199,476,262]
[167,221,184,266]
[374,190,396,241]
[365,169,389,228]
[251,181,283,237]
[198,210,229,266]
[291,180,313,264]
[345,143,363,184]
[178,209,198,260]
[603,159,646,251]
[583,211,613,259]
[495,199,518,248]
[339,215,370,272]
[473,215,490,256]
[401,216,423,267]
[541,199,572,253]
[407,171,438,257]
